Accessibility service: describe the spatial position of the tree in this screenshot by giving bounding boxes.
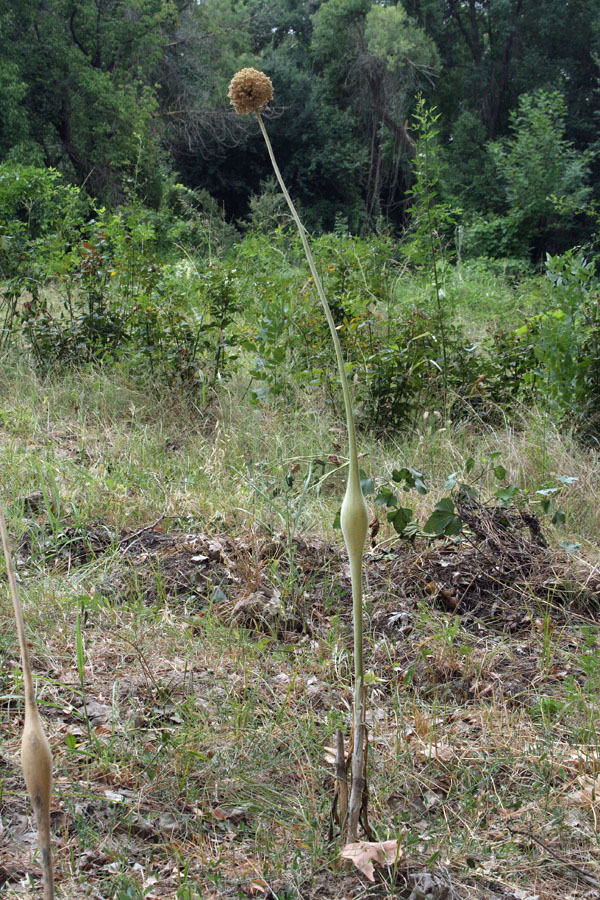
[0,59,31,160]
[405,0,600,146]
[444,0,524,141]
[157,0,252,161]
[311,0,439,220]
[490,90,593,256]
[0,0,174,203]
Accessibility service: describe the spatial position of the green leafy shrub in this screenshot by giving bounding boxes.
[0,165,89,348]
[160,182,238,258]
[4,181,240,389]
[357,308,479,431]
[488,90,592,257]
[236,231,506,431]
[239,231,396,405]
[0,164,88,245]
[17,211,156,370]
[466,249,600,439]
[373,452,575,540]
[476,325,538,412]
[461,213,524,260]
[247,178,292,234]
[522,250,600,437]
[460,91,593,260]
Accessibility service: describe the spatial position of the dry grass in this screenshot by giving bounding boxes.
[0,359,599,899]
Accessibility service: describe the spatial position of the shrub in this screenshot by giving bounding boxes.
[236,230,488,431]
[0,165,89,348]
[488,90,593,257]
[0,176,244,387]
[529,250,600,437]
[461,214,524,260]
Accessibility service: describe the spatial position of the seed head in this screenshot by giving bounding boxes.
[228,68,273,115]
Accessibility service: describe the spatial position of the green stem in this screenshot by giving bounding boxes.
[255,111,366,699]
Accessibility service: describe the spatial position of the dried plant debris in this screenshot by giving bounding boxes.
[16,520,114,571]
[14,504,600,636]
[379,494,600,630]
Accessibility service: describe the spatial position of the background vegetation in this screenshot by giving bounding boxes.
[0,0,598,245]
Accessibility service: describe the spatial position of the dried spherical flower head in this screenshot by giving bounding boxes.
[228,68,273,115]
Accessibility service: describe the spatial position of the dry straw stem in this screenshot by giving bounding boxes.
[229,68,369,842]
[0,504,54,900]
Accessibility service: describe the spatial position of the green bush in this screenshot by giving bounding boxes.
[527,250,600,437]
[473,249,600,439]
[357,307,480,431]
[20,251,244,388]
[0,164,88,243]
[461,214,524,260]
[236,230,489,431]
[0,165,90,348]
[0,171,244,385]
[488,90,592,257]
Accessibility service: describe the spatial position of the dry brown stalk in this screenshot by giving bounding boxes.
[0,504,54,900]
[335,729,349,830]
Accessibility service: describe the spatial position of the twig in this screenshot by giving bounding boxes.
[118,512,167,550]
[328,789,338,844]
[359,720,374,841]
[508,827,600,889]
[335,728,349,833]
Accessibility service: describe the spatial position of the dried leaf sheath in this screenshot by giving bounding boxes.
[0,505,54,900]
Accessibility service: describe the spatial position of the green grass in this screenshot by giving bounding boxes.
[1,261,600,898]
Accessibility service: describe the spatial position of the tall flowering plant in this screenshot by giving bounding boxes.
[229,68,370,843]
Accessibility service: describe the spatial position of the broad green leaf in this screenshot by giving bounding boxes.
[496,484,519,502]
[374,487,398,508]
[424,497,462,536]
[387,506,414,534]
[360,470,375,496]
[443,472,457,490]
[392,466,428,494]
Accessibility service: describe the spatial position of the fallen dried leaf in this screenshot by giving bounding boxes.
[213,806,248,824]
[570,774,600,807]
[95,724,112,736]
[415,742,454,763]
[323,745,338,765]
[241,883,266,897]
[340,839,401,881]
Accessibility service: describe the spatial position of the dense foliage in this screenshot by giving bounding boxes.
[2,161,599,441]
[0,0,598,249]
[1,0,600,439]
